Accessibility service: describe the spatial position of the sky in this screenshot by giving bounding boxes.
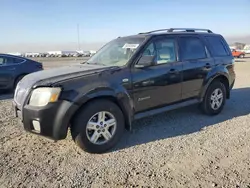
[1,0,250,52]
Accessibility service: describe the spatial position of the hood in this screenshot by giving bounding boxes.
[19,64,116,89]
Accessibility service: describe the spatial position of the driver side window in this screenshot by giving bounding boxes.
[155,39,177,64]
[142,43,155,56]
[140,38,177,65]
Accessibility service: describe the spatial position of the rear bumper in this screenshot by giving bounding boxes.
[13,100,78,140]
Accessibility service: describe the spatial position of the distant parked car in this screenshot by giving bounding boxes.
[231,49,245,58]
[61,54,68,57]
[82,51,91,57]
[40,53,49,57]
[0,54,43,91]
[73,53,83,57]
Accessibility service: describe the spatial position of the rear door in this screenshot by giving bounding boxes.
[204,35,234,85]
[0,56,15,89]
[0,56,23,89]
[178,35,214,100]
[0,56,8,88]
[205,35,233,65]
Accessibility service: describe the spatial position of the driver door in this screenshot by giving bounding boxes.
[131,36,183,112]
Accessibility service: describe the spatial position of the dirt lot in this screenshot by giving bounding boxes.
[1,56,250,188]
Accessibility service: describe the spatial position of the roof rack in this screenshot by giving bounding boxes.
[138,28,213,34]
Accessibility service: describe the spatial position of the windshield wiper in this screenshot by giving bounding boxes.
[85,62,106,66]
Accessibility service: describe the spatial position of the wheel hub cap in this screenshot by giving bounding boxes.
[86,111,117,145]
[210,88,223,110]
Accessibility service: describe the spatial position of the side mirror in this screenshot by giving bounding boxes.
[135,55,155,68]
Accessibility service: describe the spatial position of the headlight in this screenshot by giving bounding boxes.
[29,87,61,107]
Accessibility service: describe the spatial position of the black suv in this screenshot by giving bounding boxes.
[13,28,235,153]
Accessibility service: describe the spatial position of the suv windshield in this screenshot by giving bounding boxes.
[86,37,145,66]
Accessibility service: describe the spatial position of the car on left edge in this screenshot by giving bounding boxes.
[0,54,43,91]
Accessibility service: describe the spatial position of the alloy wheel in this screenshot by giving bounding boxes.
[86,111,117,145]
[210,88,223,110]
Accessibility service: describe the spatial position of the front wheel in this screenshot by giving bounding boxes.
[201,81,226,115]
[71,99,125,153]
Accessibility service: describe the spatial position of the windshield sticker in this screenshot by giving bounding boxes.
[122,43,139,49]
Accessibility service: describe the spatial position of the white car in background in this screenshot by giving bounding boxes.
[82,51,91,57]
[242,45,250,54]
[89,50,96,56]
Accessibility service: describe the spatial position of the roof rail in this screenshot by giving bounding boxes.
[138,28,213,34]
[168,28,213,33]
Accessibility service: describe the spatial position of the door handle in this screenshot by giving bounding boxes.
[169,69,179,74]
[204,63,211,69]
[142,80,154,86]
[8,68,16,71]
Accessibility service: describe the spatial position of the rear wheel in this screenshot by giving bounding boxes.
[201,81,226,115]
[71,99,125,153]
[239,54,244,58]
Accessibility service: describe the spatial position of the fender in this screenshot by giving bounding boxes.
[199,66,230,100]
[72,85,135,131]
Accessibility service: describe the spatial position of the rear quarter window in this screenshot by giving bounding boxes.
[205,35,230,57]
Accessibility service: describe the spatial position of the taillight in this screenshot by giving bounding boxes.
[36,63,43,69]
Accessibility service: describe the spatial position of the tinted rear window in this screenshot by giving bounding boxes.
[179,37,207,60]
[205,36,229,57]
[13,58,24,63]
[5,57,15,64]
[6,57,24,64]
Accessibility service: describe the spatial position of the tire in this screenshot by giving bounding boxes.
[239,54,244,58]
[201,81,226,115]
[71,99,125,153]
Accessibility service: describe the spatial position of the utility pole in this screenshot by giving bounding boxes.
[77,24,80,50]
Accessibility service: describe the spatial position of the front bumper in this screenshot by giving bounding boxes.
[230,80,235,90]
[13,100,78,140]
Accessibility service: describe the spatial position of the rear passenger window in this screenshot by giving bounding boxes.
[179,37,207,60]
[205,36,228,57]
[5,57,14,64]
[5,57,24,64]
[13,58,24,64]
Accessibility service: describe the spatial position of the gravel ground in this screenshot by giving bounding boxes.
[1,57,250,188]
